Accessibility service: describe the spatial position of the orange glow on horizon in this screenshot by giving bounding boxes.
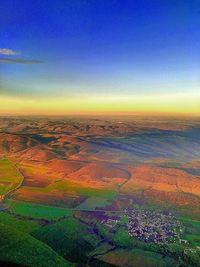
[0,92,199,116]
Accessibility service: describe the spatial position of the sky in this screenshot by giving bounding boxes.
[0,0,200,115]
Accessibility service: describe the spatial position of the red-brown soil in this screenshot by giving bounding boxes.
[0,133,36,155]
[122,166,200,196]
[66,162,130,189]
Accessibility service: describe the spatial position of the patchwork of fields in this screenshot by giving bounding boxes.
[0,116,200,266]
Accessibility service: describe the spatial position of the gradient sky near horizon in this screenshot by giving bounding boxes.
[0,0,200,115]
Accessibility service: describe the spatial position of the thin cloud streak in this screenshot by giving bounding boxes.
[0,48,19,55]
[0,58,43,64]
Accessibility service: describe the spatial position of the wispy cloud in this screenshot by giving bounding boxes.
[0,58,43,64]
[0,48,19,55]
[0,48,42,64]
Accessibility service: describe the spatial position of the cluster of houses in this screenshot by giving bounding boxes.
[100,207,184,245]
[125,207,182,244]
[101,215,121,228]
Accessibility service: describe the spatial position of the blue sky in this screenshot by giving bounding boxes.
[0,0,200,114]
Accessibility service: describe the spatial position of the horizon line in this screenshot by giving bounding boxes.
[0,111,200,118]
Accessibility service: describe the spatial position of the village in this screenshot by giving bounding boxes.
[125,207,183,244]
[101,207,185,245]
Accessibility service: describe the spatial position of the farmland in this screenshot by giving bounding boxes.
[0,116,200,266]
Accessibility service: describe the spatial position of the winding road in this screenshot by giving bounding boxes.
[0,158,25,210]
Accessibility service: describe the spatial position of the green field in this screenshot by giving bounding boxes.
[32,217,96,264]
[77,196,112,211]
[0,223,73,267]
[50,180,117,199]
[0,212,40,233]
[94,248,177,267]
[6,200,72,220]
[0,159,23,196]
[180,217,200,247]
